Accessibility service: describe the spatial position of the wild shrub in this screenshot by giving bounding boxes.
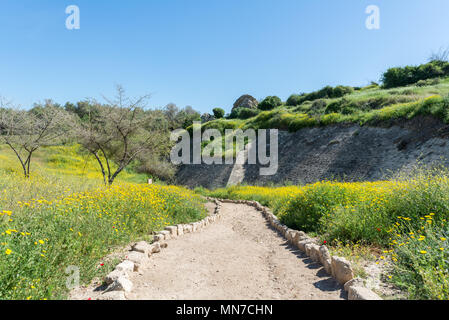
[417,78,441,87]
[229,107,260,119]
[212,108,225,119]
[388,215,449,300]
[382,60,449,88]
[286,94,305,106]
[287,86,353,107]
[196,119,243,135]
[408,95,447,121]
[310,99,327,113]
[258,96,282,111]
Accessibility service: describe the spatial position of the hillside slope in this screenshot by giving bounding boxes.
[176,116,449,189]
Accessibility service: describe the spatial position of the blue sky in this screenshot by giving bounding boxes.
[1,0,448,113]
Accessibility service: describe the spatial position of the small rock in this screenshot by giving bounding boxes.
[298,239,314,252]
[286,229,296,242]
[305,243,313,257]
[104,269,127,285]
[132,241,151,254]
[160,242,168,248]
[127,252,148,270]
[319,246,332,275]
[106,276,133,293]
[153,234,164,242]
[115,260,134,273]
[344,277,365,292]
[331,256,354,285]
[184,224,193,233]
[177,224,184,236]
[159,230,171,240]
[165,226,178,237]
[150,242,161,254]
[281,226,289,235]
[348,286,382,300]
[291,231,301,243]
[309,244,321,263]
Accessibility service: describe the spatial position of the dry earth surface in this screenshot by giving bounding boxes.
[126,202,345,300]
[71,202,346,300]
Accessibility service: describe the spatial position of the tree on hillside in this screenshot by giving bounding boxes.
[0,98,72,178]
[76,85,170,186]
[64,100,102,122]
[212,108,225,119]
[162,103,202,130]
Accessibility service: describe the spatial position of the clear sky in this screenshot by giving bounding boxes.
[1,0,448,113]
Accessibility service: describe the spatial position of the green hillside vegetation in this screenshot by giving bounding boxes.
[0,144,205,300]
[198,166,449,300]
[200,62,449,135]
[192,75,449,158]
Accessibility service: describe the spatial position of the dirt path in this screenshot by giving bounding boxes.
[127,203,345,300]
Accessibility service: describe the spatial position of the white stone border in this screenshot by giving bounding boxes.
[95,199,223,300]
[211,198,382,301]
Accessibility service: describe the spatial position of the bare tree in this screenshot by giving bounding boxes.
[0,99,72,178]
[76,85,170,186]
[429,47,449,62]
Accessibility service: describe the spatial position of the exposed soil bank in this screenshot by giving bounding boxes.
[176,117,449,189]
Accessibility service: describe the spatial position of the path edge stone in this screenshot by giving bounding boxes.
[92,198,223,300]
[209,197,382,301]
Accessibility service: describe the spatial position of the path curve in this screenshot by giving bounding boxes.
[127,202,346,300]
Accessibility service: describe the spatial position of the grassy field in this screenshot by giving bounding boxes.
[198,167,449,300]
[0,144,206,300]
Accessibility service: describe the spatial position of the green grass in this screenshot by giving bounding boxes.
[0,144,206,300]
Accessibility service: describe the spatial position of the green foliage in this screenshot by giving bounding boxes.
[389,218,449,300]
[416,78,441,87]
[258,96,283,111]
[0,145,206,299]
[325,95,416,115]
[228,107,260,119]
[286,86,353,108]
[310,99,327,113]
[64,101,100,122]
[243,109,318,132]
[201,167,449,299]
[382,60,449,89]
[212,108,225,119]
[188,118,244,136]
[286,94,305,106]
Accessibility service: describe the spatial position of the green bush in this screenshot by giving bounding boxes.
[212,108,225,119]
[408,95,448,121]
[311,99,327,113]
[389,218,449,300]
[229,107,260,119]
[325,95,417,115]
[416,78,441,87]
[286,94,305,106]
[258,96,282,111]
[195,119,243,135]
[382,60,449,89]
[444,94,449,108]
